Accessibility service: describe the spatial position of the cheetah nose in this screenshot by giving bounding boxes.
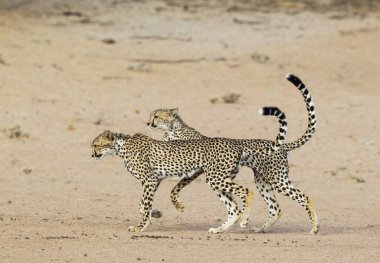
[91,154,94,157]
[146,122,150,126]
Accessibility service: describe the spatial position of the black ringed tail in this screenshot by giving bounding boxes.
[283,74,316,151]
[259,106,287,153]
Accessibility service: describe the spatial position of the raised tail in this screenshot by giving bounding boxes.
[282,74,316,151]
[259,106,287,153]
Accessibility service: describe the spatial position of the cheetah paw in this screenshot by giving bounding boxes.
[310,225,320,235]
[208,227,223,234]
[128,226,142,233]
[240,218,249,229]
[252,226,267,233]
[175,202,185,213]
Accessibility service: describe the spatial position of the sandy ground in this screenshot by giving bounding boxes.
[1,0,380,262]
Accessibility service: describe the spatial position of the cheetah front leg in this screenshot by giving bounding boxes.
[139,180,162,219]
[139,199,162,218]
[170,170,203,212]
[128,177,158,233]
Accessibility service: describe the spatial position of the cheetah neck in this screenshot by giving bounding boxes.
[163,115,204,140]
[113,139,125,154]
[172,115,190,130]
[112,133,131,156]
[113,132,129,140]
[163,116,192,139]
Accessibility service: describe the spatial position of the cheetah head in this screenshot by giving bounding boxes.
[146,108,178,130]
[91,130,116,159]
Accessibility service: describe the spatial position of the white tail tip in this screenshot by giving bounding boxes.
[258,108,264,115]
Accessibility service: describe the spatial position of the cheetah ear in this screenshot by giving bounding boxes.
[170,108,178,116]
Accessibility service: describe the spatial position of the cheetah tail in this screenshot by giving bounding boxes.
[282,74,316,151]
[259,106,287,153]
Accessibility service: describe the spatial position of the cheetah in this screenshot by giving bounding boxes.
[92,106,287,233]
[147,74,319,234]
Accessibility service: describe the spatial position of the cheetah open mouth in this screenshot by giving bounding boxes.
[92,152,103,159]
[147,123,157,128]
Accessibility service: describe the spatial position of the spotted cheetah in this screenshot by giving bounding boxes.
[147,74,319,234]
[91,106,287,233]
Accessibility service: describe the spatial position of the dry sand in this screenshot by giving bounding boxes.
[1,0,380,262]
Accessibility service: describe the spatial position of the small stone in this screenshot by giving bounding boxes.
[67,124,75,131]
[23,169,32,175]
[222,93,240,103]
[151,209,162,218]
[251,52,269,63]
[62,11,83,17]
[93,119,102,125]
[209,97,218,104]
[102,38,116,45]
[4,125,29,138]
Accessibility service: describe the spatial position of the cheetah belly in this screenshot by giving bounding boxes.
[154,167,202,180]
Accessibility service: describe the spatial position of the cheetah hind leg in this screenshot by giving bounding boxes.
[170,171,202,213]
[239,189,253,229]
[208,190,241,234]
[252,173,282,233]
[218,176,253,229]
[252,212,283,233]
[307,197,320,235]
[226,171,251,229]
[273,178,320,235]
[208,213,241,234]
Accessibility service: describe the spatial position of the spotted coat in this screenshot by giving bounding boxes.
[92,131,266,233]
[147,74,319,234]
